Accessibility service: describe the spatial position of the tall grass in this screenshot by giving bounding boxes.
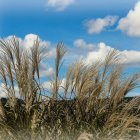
[0,36,140,140]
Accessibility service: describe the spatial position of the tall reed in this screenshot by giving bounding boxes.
[0,36,140,140]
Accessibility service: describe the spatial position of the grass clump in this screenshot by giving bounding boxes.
[0,36,140,140]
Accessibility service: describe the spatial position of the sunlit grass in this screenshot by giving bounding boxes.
[0,36,140,140]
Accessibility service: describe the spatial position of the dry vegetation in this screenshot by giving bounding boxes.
[0,36,140,140]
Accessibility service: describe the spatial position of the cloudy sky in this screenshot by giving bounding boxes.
[1,0,140,96]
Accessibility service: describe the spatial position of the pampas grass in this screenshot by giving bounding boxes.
[0,36,140,139]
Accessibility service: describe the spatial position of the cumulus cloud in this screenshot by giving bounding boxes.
[0,84,7,98]
[85,42,113,64]
[73,39,140,65]
[117,1,140,37]
[74,39,96,51]
[42,78,66,95]
[86,42,140,65]
[0,83,20,98]
[39,62,54,77]
[22,34,51,49]
[47,0,75,11]
[3,34,51,52]
[21,34,56,59]
[121,50,140,64]
[85,16,118,34]
[4,34,55,59]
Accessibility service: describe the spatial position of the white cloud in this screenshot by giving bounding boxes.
[42,78,66,94]
[42,67,54,76]
[46,48,56,58]
[121,50,140,64]
[47,0,75,11]
[74,39,96,51]
[117,1,140,37]
[39,62,54,77]
[73,39,140,65]
[22,34,56,59]
[85,42,113,64]
[4,34,55,59]
[0,83,20,98]
[0,84,7,98]
[3,34,51,52]
[86,42,140,65]
[23,34,38,49]
[23,34,51,49]
[42,81,52,90]
[85,16,118,34]
[3,34,140,67]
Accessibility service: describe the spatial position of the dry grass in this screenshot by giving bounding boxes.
[0,36,140,140]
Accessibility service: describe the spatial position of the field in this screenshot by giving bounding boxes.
[0,37,140,140]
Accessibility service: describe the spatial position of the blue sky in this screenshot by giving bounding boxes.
[0,0,140,50]
[1,0,140,96]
